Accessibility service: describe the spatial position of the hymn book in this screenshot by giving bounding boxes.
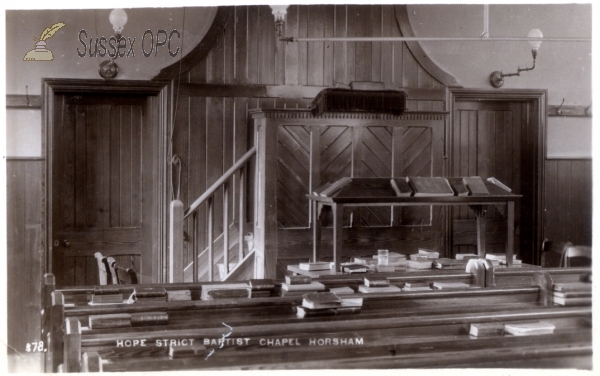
[301,292,342,309]
[407,177,454,197]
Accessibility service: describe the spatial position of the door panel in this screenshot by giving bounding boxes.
[451,101,524,256]
[52,93,152,286]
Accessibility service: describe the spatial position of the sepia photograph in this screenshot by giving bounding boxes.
[3,1,595,373]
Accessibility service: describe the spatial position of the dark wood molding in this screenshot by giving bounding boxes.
[177,82,446,101]
[250,108,447,121]
[7,94,42,109]
[42,79,168,94]
[395,5,461,88]
[6,156,44,161]
[547,104,592,117]
[152,7,234,81]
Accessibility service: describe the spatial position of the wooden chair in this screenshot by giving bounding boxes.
[564,245,592,267]
[540,239,572,267]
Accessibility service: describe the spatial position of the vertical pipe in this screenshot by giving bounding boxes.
[223,182,230,275]
[239,166,246,261]
[208,197,214,282]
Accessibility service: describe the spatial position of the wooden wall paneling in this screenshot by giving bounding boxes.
[74,257,86,286]
[370,5,382,83]
[307,5,325,86]
[234,97,250,228]
[359,126,392,227]
[246,6,260,84]
[60,97,75,232]
[284,5,299,86]
[333,5,348,86]
[380,5,395,88]
[97,105,111,229]
[295,6,309,86]
[85,105,99,228]
[130,105,143,228]
[354,6,372,82]
[206,97,225,237]
[346,5,358,84]
[258,5,275,85]
[543,160,559,245]
[402,43,419,88]
[109,104,121,228]
[7,160,44,362]
[188,55,207,83]
[188,97,207,265]
[323,5,335,87]
[234,6,248,84]
[224,97,236,231]
[223,8,236,84]
[277,125,311,228]
[570,160,592,245]
[208,23,226,84]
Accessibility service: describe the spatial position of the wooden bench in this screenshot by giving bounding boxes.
[42,266,592,372]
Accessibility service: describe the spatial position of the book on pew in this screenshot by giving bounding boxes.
[318,177,352,197]
[298,261,332,271]
[166,290,192,302]
[342,264,369,274]
[88,293,124,304]
[462,176,490,195]
[328,286,355,295]
[432,258,468,270]
[432,282,471,290]
[200,283,251,301]
[376,265,396,273]
[487,177,512,192]
[169,342,207,358]
[354,256,378,265]
[552,282,592,293]
[455,253,478,261]
[402,282,432,291]
[552,296,592,306]
[296,298,363,318]
[407,177,454,197]
[469,323,505,337]
[89,313,132,329]
[373,252,407,265]
[358,284,402,293]
[503,321,556,336]
[500,259,522,266]
[364,276,390,287]
[134,287,168,302]
[552,291,592,299]
[93,286,121,295]
[249,279,275,291]
[406,260,433,270]
[390,178,413,197]
[418,249,440,259]
[251,290,272,298]
[447,177,470,196]
[281,281,326,292]
[285,275,311,285]
[302,292,342,309]
[485,253,518,261]
[130,312,169,326]
[409,254,430,261]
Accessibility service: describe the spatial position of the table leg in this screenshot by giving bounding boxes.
[469,205,488,258]
[506,201,515,267]
[312,201,322,262]
[332,203,343,272]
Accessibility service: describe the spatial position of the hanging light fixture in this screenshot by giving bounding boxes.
[489,29,543,88]
[269,5,288,38]
[99,8,128,79]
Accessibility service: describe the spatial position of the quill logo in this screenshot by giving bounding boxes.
[23,22,65,61]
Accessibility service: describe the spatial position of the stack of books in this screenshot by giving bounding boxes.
[298,261,332,271]
[296,292,363,318]
[418,249,440,259]
[328,286,355,295]
[552,282,592,306]
[503,321,556,336]
[133,287,168,303]
[200,283,251,300]
[373,252,407,266]
[432,258,468,270]
[469,322,505,337]
[340,263,369,274]
[358,276,401,293]
[249,279,275,298]
[407,254,433,269]
[88,286,124,305]
[279,276,326,297]
[402,282,432,291]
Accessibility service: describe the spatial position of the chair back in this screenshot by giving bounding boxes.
[540,240,572,268]
[564,245,592,267]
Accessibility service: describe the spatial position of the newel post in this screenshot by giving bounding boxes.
[253,113,278,279]
[169,199,184,282]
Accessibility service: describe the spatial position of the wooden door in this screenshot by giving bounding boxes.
[51,93,155,286]
[450,100,529,259]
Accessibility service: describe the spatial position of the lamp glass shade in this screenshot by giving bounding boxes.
[270,5,288,22]
[109,9,128,33]
[527,29,543,50]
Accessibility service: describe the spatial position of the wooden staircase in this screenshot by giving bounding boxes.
[182,223,255,282]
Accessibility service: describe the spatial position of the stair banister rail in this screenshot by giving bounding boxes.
[170,145,257,283]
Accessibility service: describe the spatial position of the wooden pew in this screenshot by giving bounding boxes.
[43,266,592,372]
